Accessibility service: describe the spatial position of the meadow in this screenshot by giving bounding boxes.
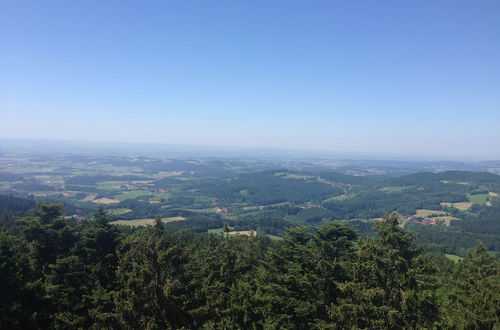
[110,216,186,227]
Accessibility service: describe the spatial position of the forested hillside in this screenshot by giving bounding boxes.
[3,0,499,327]
[1,166,500,256]
[0,205,498,329]
[1,155,499,328]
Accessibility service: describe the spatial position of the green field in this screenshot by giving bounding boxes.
[444,254,464,262]
[208,228,224,234]
[468,193,489,205]
[178,208,217,213]
[282,173,314,180]
[440,202,472,211]
[379,186,411,192]
[108,208,132,215]
[415,209,447,217]
[97,181,125,190]
[323,194,354,203]
[110,216,186,227]
[114,190,151,201]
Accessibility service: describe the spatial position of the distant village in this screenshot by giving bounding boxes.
[401,215,438,227]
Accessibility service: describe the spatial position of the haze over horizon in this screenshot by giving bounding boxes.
[1,1,499,159]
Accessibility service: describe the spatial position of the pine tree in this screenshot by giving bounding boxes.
[256,223,358,329]
[114,226,187,329]
[331,212,439,329]
[184,234,264,328]
[447,244,500,329]
[0,230,34,328]
[80,207,120,328]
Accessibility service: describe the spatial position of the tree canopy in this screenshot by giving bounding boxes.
[0,205,498,329]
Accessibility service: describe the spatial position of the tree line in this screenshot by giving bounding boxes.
[0,205,498,329]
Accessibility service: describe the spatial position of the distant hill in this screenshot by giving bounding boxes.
[0,194,36,215]
[317,172,374,185]
[386,170,500,187]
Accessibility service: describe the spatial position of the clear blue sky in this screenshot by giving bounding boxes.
[1,0,499,159]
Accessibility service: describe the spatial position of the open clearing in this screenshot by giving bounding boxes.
[108,208,132,215]
[228,230,257,237]
[208,228,258,237]
[380,186,411,192]
[93,198,120,204]
[110,216,186,226]
[114,190,151,201]
[468,193,489,205]
[177,208,217,213]
[488,192,499,197]
[31,191,54,197]
[243,206,262,211]
[158,171,184,177]
[445,254,464,262]
[131,180,154,184]
[282,173,314,180]
[323,194,354,203]
[440,180,470,185]
[96,181,125,190]
[440,202,472,211]
[415,209,447,217]
[82,193,97,202]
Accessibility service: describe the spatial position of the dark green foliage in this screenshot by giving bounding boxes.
[386,170,500,188]
[165,213,224,233]
[318,171,374,185]
[0,194,37,228]
[79,208,121,328]
[287,207,333,224]
[114,225,188,329]
[0,230,33,328]
[452,201,500,236]
[184,235,266,328]
[346,220,375,236]
[324,189,465,219]
[444,245,500,328]
[0,172,24,182]
[65,175,149,186]
[0,205,498,328]
[409,221,500,253]
[331,213,439,329]
[0,194,36,215]
[12,181,58,191]
[35,203,63,224]
[324,170,500,220]
[0,204,122,328]
[199,171,343,206]
[255,223,358,329]
[64,184,103,193]
[231,210,289,235]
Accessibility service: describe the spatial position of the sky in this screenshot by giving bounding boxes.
[1,0,499,160]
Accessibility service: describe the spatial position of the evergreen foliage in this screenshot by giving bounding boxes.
[0,205,498,329]
[445,244,500,328]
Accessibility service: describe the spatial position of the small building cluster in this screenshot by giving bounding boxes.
[214,206,230,217]
[403,215,438,226]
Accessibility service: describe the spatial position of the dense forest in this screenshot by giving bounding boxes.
[1,203,498,329]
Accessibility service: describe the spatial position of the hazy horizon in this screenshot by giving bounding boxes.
[1,1,499,159]
[1,138,499,163]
